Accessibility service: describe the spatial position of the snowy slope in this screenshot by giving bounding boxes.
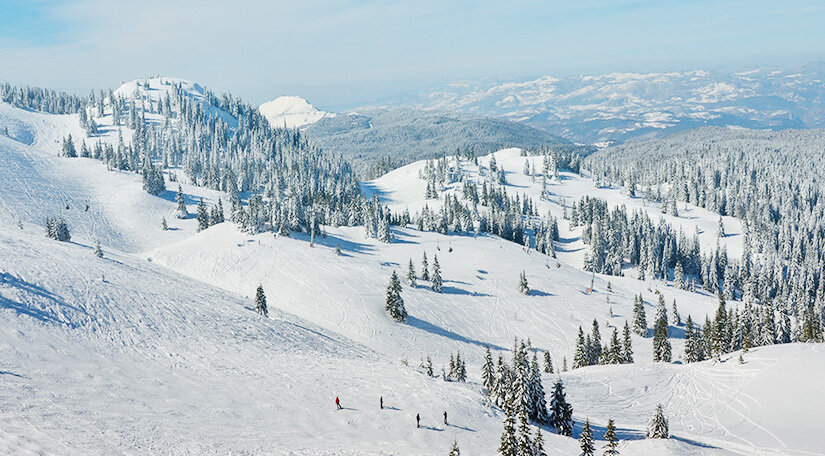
[0,217,512,455]
[259,96,333,129]
[367,147,743,263]
[0,101,227,253]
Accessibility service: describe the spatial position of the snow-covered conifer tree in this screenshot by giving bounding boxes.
[518,270,530,295]
[646,404,669,439]
[174,185,188,219]
[549,378,573,436]
[404,258,417,287]
[431,255,443,293]
[603,418,619,455]
[254,284,268,317]
[385,271,407,322]
[580,419,595,456]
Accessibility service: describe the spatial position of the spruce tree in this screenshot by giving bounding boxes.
[580,419,595,456]
[517,409,533,456]
[573,326,589,369]
[622,321,633,363]
[544,351,554,373]
[603,418,619,455]
[646,404,669,439]
[482,346,495,394]
[197,199,209,231]
[406,258,417,287]
[161,216,168,230]
[653,318,672,362]
[518,270,530,295]
[448,440,460,456]
[529,352,548,424]
[633,295,648,337]
[94,241,103,258]
[549,378,573,436]
[431,255,443,293]
[174,185,188,219]
[421,252,430,281]
[385,271,407,322]
[254,284,268,317]
[498,410,518,456]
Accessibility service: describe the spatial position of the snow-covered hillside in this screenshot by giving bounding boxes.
[259,96,333,129]
[419,63,825,143]
[1,84,823,456]
[367,148,743,263]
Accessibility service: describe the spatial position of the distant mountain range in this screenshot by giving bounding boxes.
[416,63,825,144]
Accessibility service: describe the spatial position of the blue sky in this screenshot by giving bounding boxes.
[1,0,824,110]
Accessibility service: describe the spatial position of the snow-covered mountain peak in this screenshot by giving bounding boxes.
[114,77,204,102]
[259,95,333,129]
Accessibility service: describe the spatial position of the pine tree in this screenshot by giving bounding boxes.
[448,440,460,456]
[713,293,729,356]
[197,199,209,231]
[603,418,619,455]
[174,185,188,219]
[622,321,633,363]
[549,378,573,436]
[431,255,443,293]
[653,317,672,362]
[529,352,548,424]
[672,299,681,325]
[590,319,602,365]
[161,216,168,230]
[498,410,518,456]
[544,351,554,373]
[580,419,595,456]
[573,326,589,369]
[655,293,668,326]
[684,315,696,362]
[385,271,407,322]
[482,346,495,394]
[421,252,430,281]
[608,328,622,364]
[633,295,648,337]
[518,270,530,295]
[254,284,268,317]
[94,241,103,258]
[646,404,669,439]
[406,258,417,287]
[517,409,533,456]
[425,356,434,377]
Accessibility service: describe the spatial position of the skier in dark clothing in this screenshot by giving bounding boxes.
[443,411,448,425]
[416,414,420,428]
[335,396,342,410]
[380,396,383,409]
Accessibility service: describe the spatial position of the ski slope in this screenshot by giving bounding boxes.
[0,93,823,455]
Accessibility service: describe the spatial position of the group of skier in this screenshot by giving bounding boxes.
[335,396,449,429]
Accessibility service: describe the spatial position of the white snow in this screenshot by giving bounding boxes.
[259,96,333,129]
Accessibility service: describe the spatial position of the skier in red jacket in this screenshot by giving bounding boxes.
[335,396,342,410]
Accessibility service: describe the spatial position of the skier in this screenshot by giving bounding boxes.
[380,396,383,409]
[443,411,448,425]
[416,413,420,428]
[335,396,342,410]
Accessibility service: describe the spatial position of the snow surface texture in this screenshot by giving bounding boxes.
[0,93,823,455]
[418,63,825,143]
[259,96,334,129]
